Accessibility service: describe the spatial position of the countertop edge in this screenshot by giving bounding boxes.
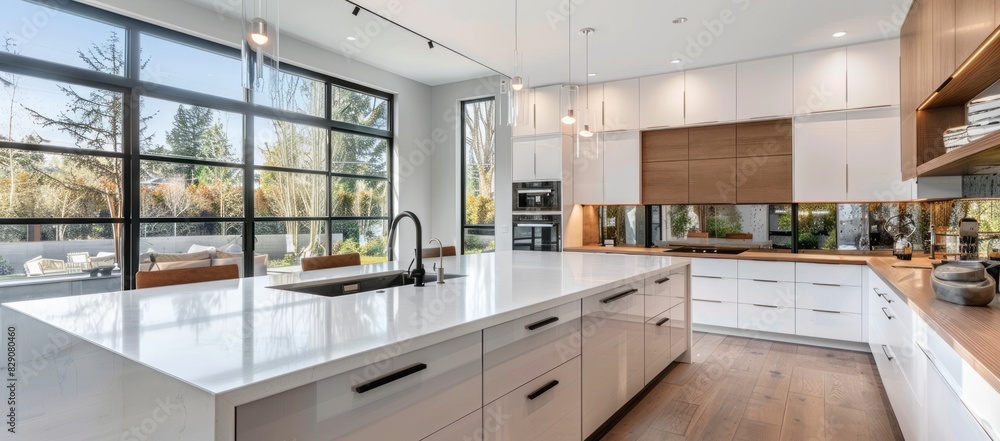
[564,246,872,265]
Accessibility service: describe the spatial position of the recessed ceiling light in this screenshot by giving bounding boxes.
[588,73,597,77]
[670,59,682,64]
[347,36,357,41]
[832,31,847,38]
[672,17,688,24]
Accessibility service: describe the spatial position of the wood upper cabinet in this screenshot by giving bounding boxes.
[642,161,688,205]
[737,155,792,204]
[534,85,563,136]
[639,72,685,129]
[736,119,793,157]
[685,65,737,124]
[793,47,847,113]
[642,129,687,162]
[847,40,900,108]
[689,158,737,204]
[794,112,848,202]
[931,0,957,91]
[603,79,640,132]
[688,124,736,160]
[736,56,793,120]
[956,0,995,66]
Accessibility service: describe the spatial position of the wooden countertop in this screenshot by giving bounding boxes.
[564,245,875,265]
[868,257,1000,393]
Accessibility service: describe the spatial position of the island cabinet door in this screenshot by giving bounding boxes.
[582,284,645,437]
[422,410,482,441]
[483,301,582,404]
[644,308,673,384]
[669,302,689,360]
[234,332,482,441]
[484,357,582,441]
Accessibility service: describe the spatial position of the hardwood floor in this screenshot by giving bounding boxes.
[602,332,904,441]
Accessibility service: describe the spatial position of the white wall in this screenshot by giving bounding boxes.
[428,76,512,252]
[79,0,435,264]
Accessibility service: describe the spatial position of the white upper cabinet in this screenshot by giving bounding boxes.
[581,83,603,133]
[685,65,737,125]
[794,47,847,114]
[574,136,604,205]
[534,135,563,181]
[534,85,563,136]
[512,138,536,182]
[512,88,536,138]
[847,39,900,109]
[602,131,642,204]
[847,108,905,201]
[602,79,640,131]
[794,112,847,202]
[737,56,793,119]
[639,72,685,129]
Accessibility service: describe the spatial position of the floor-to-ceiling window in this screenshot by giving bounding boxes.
[0,0,393,288]
[460,98,495,254]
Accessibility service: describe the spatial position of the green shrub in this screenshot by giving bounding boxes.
[0,256,13,276]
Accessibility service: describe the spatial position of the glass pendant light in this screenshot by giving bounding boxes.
[561,3,576,125]
[242,0,280,92]
[579,28,594,138]
[511,0,524,91]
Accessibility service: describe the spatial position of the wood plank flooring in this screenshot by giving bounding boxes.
[602,332,904,441]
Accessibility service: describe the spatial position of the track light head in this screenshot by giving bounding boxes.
[352,5,360,16]
[428,40,434,49]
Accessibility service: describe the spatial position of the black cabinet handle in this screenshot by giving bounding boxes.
[601,288,638,304]
[752,279,779,283]
[656,317,670,327]
[813,309,841,314]
[527,380,560,400]
[354,363,427,394]
[753,304,778,308]
[881,344,894,361]
[882,307,894,320]
[654,277,671,284]
[813,283,842,287]
[525,316,559,331]
[874,288,894,303]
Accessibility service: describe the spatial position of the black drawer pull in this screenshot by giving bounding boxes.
[656,317,670,327]
[753,304,778,308]
[752,279,779,283]
[601,288,638,304]
[813,283,842,287]
[693,299,723,303]
[525,316,559,331]
[654,277,671,284]
[881,344,894,361]
[813,309,841,314]
[874,288,894,303]
[693,275,723,279]
[882,307,894,320]
[354,363,427,394]
[527,380,560,400]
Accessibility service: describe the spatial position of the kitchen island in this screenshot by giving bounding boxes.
[1,251,690,441]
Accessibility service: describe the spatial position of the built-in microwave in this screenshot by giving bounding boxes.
[513,181,561,212]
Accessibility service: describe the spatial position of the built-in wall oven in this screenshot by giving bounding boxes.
[513,214,562,252]
[513,181,561,212]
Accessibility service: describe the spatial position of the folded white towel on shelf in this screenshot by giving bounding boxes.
[969,107,1000,123]
[969,94,1000,113]
[968,121,1000,138]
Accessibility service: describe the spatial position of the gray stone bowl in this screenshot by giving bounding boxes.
[931,267,996,306]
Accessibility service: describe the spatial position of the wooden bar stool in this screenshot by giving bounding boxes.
[135,264,240,289]
[301,253,361,271]
[421,246,457,259]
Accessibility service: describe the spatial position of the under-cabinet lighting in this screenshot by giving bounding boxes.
[953,26,1000,79]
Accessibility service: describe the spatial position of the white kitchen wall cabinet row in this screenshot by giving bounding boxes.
[690,258,866,343]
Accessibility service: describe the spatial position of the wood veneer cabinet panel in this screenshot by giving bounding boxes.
[642,161,688,205]
[642,129,688,162]
[689,158,737,204]
[956,0,995,66]
[688,124,736,160]
[917,106,965,164]
[737,155,792,203]
[736,119,793,158]
[932,0,957,90]
[902,111,917,179]
[900,3,920,114]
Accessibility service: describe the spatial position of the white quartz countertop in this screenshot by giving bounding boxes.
[3,251,688,405]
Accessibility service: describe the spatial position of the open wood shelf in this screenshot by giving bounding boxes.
[923,27,1000,109]
[916,129,1000,176]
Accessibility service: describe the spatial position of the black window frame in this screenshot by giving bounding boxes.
[459,97,496,255]
[0,0,394,288]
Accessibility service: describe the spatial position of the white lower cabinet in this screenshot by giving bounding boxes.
[423,410,482,441]
[235,332,482,441]
[795,309,863,342]
[645,307,673,384]
[692,299,738,328]
[669,302,689,359]
[737,304,795,334]
[484,357,582,441]
[583,285,645,436]
[691,276,738,302]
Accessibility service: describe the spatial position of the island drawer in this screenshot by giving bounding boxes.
[423,410,482,441]
[483,301,582,404]
[669,303,689,360]
[795,263,862,286]
[645,308,674,384]
[795,283,862,314]
[691,258,738,278]
[235,332,482,441]
[484,357,582,441]
[737,260,795,282]
[737,304,795,335]
[737,279,795,307]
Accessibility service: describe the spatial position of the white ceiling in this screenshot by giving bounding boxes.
[351,0,909,86]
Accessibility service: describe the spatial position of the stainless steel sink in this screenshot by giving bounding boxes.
[271,270,466,297]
